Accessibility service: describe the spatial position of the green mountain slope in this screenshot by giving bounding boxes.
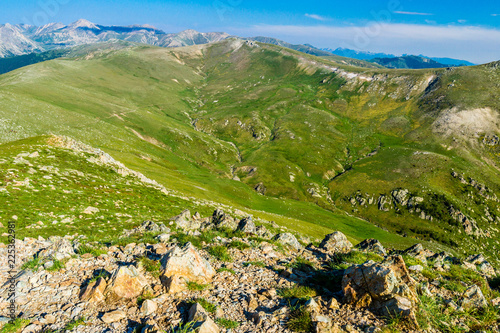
[0,39,499,264]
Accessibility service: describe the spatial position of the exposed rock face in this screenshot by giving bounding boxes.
[237,216,256,234]
[461,285,488,309]
[105,265,149,299]
[391,189,410,206]
[140,299,157,316]
[160,242,215,293]
[37,237,75,260]
[319,232,353,254]
[355,238,386,256]
[273,233,302,250]
[342,255,418,320]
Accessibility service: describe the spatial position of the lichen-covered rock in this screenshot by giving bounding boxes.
[355,238,386,256]
[105,265,149,299]
[273,233,302,250]
[135,220,169,234]
[101,309,126,323]
[404,243,434,264]
[461,285,488,309]
[342,255,418,320]
[140,299,157,316]
[237,216,256,234]
[160,242,215,293]
[174,209,202,231]
[211,208,238,230]
[319,232,353,254]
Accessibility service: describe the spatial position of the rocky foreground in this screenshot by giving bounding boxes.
[0,209,499,333]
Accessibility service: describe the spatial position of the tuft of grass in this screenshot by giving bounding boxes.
[329,250,383,270]
[0,319,30,333]
[228,240,251,250]
[208,245,232,262]
[21,256,42,271]
[64,317,86,331]
[45,258,65,272]
[186,281,210,291]
[188,298,217,314]
[168,321,196,333]
[137,291,154,307]
[138,257,161,278]
[289,256,315,271]
[89,270,110,283]
[287,305,313,333]
[216,267,236,275]
[78,244,107,257]
[278,286,317,300]
[215,318,239,329]
[244,261,266,268]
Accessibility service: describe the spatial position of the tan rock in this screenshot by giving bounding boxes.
[342,255,417,320]
[80,277,107,303]
[101,310,126,323]
[326,297,339,310]
[319,232,353,254]
[140,299,157,316]
[160,242,215,293]
[106,266,149,299]
[188,303,209,322]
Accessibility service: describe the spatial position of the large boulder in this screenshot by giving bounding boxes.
[355,238,386,256]
[105,265,149,299]
[160,242,215,293]
[211,209,238,230]
[273,233,302,251]
[319,232,353,254]
[342,255,418,320]
[37,237,75,260]
[134,220,170,234]
[237,216,256,234]
[461,285,488,309]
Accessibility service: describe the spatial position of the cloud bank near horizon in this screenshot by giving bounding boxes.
[231,23,500,64]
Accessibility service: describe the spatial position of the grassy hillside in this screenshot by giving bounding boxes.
[0,39,498,264]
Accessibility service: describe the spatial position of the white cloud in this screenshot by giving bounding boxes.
[458,20,467,24]
[305,14,328,21]
[231,23,500,63]
[492,14,500,17]
[394,11,433,16]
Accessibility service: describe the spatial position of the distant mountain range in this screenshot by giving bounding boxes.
[0,19,230,57]
[0,19,477,70]
[323,47,476,67]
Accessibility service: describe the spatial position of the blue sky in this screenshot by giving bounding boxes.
[2,0,500,63]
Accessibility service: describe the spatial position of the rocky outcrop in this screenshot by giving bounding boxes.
[342,255,418,321]
[37,237,75,261]
[212,208,238,230]
[237,216,257,234]
[461,285,488,309]
[355,238,386,256]
[160,242,215,293]
[319,232,353,254]
[79,277,106,304]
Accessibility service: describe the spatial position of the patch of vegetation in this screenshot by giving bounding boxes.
[329,250,382,270]
[215,318,240,329]
[288,256,315,271]
[186,281,210,291]
[45,258,65,272]
[216,267,236,275]
[77,244,108,257]
[0,319,30,333]
[188,298,217,314]
[21,256,42,271]
[89,270,110,283]
[64,317,87,331]
[287,305,313,333]
[278,286,317,300]
[208,245,232,262]
[243,261,266,268]
[168,321,196,333]
[228,240,251,250]
[138,257,161,278]
[137,291,154,307]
